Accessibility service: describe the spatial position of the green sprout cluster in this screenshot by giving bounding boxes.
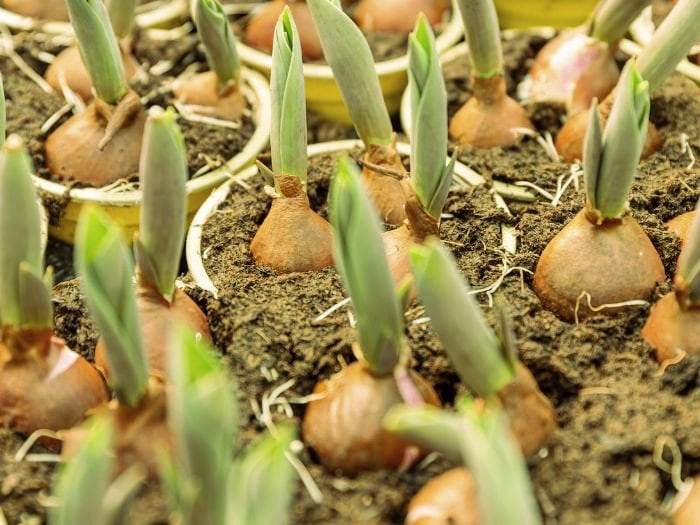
[454,0,504,79]
[193,0,241,87]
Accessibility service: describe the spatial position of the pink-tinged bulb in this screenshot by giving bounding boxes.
[522,30,619,114]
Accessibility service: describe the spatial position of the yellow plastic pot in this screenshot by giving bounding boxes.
[494,0,597,29]
[34,68,271,244]
[236,2,464,124]
[0,0,188,33]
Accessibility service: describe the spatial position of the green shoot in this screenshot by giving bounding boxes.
[454,0,503,79]
[228,426,296,525]
[193,0,241,87]
[330,156,405,376]
[636,0,700,91]
[134,107,187,302]
[0,135,51,329]
[408,16,454,219]
[66,0,128,104]
[307,0,394,147]
[409,240,515,397]
[105,0,137,40]
[384,399,542,525]
[75,207,148,407]
[270,7,307,189]
[49,416,114,525]
[166,328,237,525]
[677,199,700,304]
[589,0,651,45]
[584,61,649,219]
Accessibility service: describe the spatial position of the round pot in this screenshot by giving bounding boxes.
[35,67,271,244]
[628,6,700,83]
[235,1,464,124]
[186,139,486,295]
[494,0,597,29]
[0,0,188,33]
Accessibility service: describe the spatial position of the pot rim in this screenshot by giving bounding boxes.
[32,66,272,207]
[0,0,188,33]
[185,139,486,296]
[235,0,465,80]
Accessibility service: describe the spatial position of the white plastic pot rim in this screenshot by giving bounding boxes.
[32,67,272,207]
[186,139,485,296]
[236,0,465,79]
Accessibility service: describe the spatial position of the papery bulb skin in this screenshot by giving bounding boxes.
[45,93,146,186]
[354,0,450,35]
[406,468,479,525]
[45,46,139,103]
[173,71,246,121]
[361,142,409,225]
[0,328,108,434]
[251,175,333,273]
[449,75,535,148]
[245,0,324,61]
[555,98,663,163]
[95,283,212,380]
[533,209,665,322]
[673,476,700,525]
[667,211,697,250]
[497,363,556,457]
[62,378,171,478]
[302,361,439,476]
[643,291,700,363]
[3,0,68,21]
[523,30,619,114]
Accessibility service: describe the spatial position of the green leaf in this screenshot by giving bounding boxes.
[307,0,393,146]
[590,0,651,45]
[409,16,453,218]
[194,0,241,86]
[270,7,307,186]
[0,73,5,148]
[678,198,700,302]
[167,327,238,525]
[75,206,148,406]
[105,0,136,40]
[330,157,404,375]
[137,107,187,301]
[18,263,52,329]
[0,135,43,327]
[637,0,700,91]
[49,416,114,525]
[66,0,128,104]
[228,426,296,525]
[455,0,504,79]
[582,99,603,209]
[409,240,515,397]
[594,62,649,218]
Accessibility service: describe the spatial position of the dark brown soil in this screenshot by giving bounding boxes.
[0,26,256,225]
[1,32,699,525]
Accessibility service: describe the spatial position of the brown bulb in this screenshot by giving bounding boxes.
[0,328,108,434]
[45,91,146,186]
[361,142,409,226]
[173,71,246,121]
[525,30,619,114]
[302,361,439,476]
[667,211,697,250]
[555,98,663,163]
[497,363,557,457]
[245,0,324,61]
[406,468,480,525]
[95,281,212,380]
[3,0,68,21]
[45,46,139,103]
[673,476,700,525]
[449,75,535,149]
[533,209,665,322]
[354,0,450,34]
[251,175,334,273]
[643,290,700,363]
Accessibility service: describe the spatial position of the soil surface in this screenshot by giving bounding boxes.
[1,31,700,525]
